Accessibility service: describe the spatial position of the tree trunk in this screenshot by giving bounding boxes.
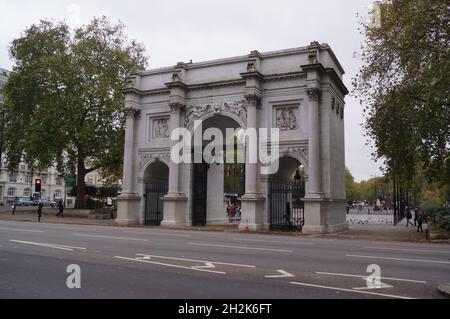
[75,157,87,209]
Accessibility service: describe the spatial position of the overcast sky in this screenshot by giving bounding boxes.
[0,0,382,181]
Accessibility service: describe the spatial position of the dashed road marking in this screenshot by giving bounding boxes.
[0,227,43,233]
[290,281,415,299]
[72,234,148,241]
[10,240,86,251]
[188,242,292,253]
[347,254,450,265]
[265,270,295,278]
[315,271,427,284]
[363,246,450,254]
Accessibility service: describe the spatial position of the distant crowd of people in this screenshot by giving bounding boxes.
[226,203,241,222]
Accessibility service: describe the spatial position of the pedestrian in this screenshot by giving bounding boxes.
[11,199,17,215]
[57,200,64,217]
[413,208,418,226]
[37,200,43,222]
[406,207,413,227]
[416,209,424,233]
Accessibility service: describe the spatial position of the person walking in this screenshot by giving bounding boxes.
[416,209,424,233]
[406,207,414,227]
[57,200,64,217]
[11,198,17,215]
[37,200,43,222]
[413,208,418,226]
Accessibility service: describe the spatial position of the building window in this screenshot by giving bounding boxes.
[23,188,31,197]
[9,173,17,182]
[25,174,32,183]
[40,176,46,184]
[19,164,26,171]
[54,190,61,199]
[56,176,63,185]
[7,188,16,197]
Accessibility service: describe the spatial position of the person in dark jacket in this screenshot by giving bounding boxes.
[416,209,424,232]
[406,207,413,227]
[57,200,64,217]
[37,201,43,222]
[12,198,17,215]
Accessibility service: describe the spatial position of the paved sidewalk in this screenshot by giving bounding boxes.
[0,209,436,243]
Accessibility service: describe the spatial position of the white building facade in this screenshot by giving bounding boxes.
[0,163,65,204]
[116,42,348,234]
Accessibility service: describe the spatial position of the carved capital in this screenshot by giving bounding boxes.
[244,93,261,107]
[169,102,185,112]
[124,108,140,118]
[306,88,321,101]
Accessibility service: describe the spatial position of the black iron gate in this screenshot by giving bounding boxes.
[192,162,208,226]
[269,180,305,231]
[144,182,168,225]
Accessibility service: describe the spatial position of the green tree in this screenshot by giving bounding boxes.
[354,0,449,194]
[4,17,147,208]
[345,167,357,201]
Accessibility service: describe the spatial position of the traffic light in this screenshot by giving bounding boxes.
[35,179,42,192]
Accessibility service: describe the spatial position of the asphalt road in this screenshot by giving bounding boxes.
[0,219,448,299]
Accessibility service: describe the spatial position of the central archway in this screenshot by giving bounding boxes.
[143,160,169,225]
[191,114,245,226]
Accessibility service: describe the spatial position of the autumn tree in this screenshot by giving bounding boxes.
[4,17,147,208]
[354,0,449,200]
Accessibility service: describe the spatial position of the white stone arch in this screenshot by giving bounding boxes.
[138,154,171,179]
[187,109,247,133]
[265,148,309,177]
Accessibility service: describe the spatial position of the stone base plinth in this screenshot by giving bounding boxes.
[302,197,347,234]
[116,193,141,225]
[239,193,266,231]
[161,193,187,227]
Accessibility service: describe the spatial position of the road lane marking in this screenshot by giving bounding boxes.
[114,256,226,274]
[265,270,295,278]
[290,281,415,299]
[363,246,450,254]
[10,240,86,251]
[347,254,450,265]
[230,238,314,245]
[123,231,191,238]
[135,254,256,268]
[188,242,292,253]
[0,227,43,233]
[315,272,427,284]
[72,234,148,241]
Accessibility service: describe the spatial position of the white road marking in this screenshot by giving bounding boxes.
[135,254,256,268]
[265,270,295,278]
[363,246,450,254]
[114,256,226,274]
[347,254,450,265]
[10,240,86,251]
[72,234,148,241]
[0,227,43,233]
[290,281,415,299]
[123,231,191,238]
[315,272,427,284]
[230,238,314,245]
[353,281,393,290]
[188,242,293,253]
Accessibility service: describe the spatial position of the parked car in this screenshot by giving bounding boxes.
[16,199,34,206]
[34,198,57,208]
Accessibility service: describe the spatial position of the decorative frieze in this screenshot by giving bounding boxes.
[184,100,247,128]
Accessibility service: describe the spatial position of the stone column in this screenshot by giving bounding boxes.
[167,102,183,195]
[306,88,322,197]
[122,108,138,194]
[116,105,141,225]
[239,93,265,231]
[302,87,326,233]
[161,101,187,227]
